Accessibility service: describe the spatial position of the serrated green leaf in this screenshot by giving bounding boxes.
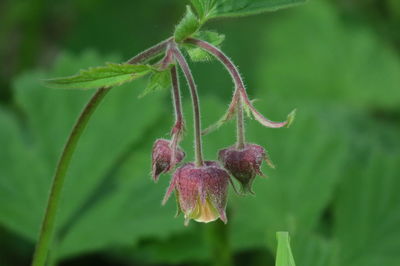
[174,5,200,43]
[209,0,306,19]
[139,69,171,98]
[43,63,151,89]
[276,232,296,266]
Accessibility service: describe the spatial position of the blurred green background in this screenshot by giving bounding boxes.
[1,0,400,265]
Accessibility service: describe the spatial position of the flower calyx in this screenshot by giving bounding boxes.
[219,143,275,194]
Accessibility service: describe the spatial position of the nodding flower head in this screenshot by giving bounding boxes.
[152,139,185,182]
[218,143,275,194]
[162,161,230,225]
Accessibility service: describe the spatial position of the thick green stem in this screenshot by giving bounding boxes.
[172,44,204,167]
[236,96,245,149]
[31,39,170,266]
[31,87,110,266]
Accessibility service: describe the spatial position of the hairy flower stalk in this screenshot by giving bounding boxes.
[171,43,204,167]
[169,65,185,166]
[127,37,173,65]
[150,66,187,182]
[151,48,186,182]
[185,38,294,132]
[236,96,245,149]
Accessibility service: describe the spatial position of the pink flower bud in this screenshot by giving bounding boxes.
[218,144,274,194]
[152,139,185,182]
[163,161,230,225]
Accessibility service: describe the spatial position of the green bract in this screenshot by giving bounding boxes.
[174,6,200,43]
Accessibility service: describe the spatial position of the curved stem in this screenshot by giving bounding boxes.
[185,38,245,95]
[185,38,290,129]
[236,96,245,149]
[31,39,170,266]
[31,87,110,266]
[186,38,248,146]
[172,44,204,167]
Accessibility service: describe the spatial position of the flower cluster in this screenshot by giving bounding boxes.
[150,39,294,225]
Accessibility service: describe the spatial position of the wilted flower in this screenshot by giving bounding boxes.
[163,161,230,225]
[152,139,185,182]
[218,143,274,194]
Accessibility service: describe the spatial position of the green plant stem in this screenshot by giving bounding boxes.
[236,96,245,149]
[31,39,170,266]
[31,86,110,266]
[172,44,204,167]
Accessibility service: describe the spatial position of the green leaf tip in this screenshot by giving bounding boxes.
[174,5,200,43]
[286,109,297,128]
[42,63,151,90]
[209,0,307,19]
[276,231,296,266]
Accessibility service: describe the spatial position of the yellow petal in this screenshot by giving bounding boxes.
[189,198,219,223]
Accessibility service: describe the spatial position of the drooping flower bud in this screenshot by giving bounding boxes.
[162,161,230,225]
[152,139,185,182]
[218,144,274,194]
